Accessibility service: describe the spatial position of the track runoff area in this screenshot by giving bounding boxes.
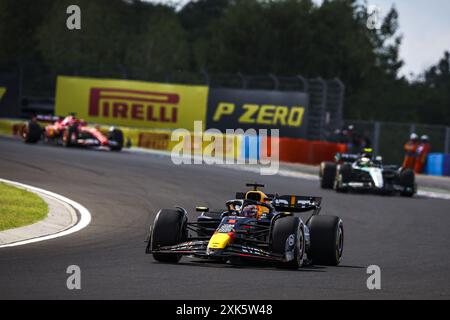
[1,78,449,308]
[1,135,450,304]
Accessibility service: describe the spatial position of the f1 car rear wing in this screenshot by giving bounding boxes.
[36,114,61,123]
[271,195,322,213]
[335,153,359,163]
[235,192,321,214]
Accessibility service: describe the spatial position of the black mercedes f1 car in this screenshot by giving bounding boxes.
[145,183,344,268]
[320,149,416,197]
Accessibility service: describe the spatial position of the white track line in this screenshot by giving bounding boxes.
[228,165,450,200]
[0,178,92,248]
[417,189,450,200]
[128,148,450,200]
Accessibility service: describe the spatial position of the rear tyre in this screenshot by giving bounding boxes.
[320,162,336,189]
[307,215,343,266]
[108,128,123,151]
[272,216,305,269]
[151,209,187,263]
[23,121,41,143]
[399,168,415,197]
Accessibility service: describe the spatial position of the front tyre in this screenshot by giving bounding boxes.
[62,125,77,147]
[335,164,351,193]
[108,128,124,151]
[272,216,305,269]
[307,215,343,266]
[320,162,336,189]
[399,168,415,197]
[150,209,187,263]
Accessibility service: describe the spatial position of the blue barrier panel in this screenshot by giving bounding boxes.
[241,135,260,161]
[443,154,450,176]
[425,153,444,176]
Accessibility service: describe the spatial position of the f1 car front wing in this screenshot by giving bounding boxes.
[151,240,285,262]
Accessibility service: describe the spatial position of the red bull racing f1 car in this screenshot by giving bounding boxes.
[145,183,344,268]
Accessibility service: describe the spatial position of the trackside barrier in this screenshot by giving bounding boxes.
[240,135,261,161]
[0,118,241,161]
[425,153,450,176]
[275,137,346,165]
[425,153,442,176]
[241,134,346,165]
[1,118,344,166]
[4,116,447,174]
[175,132,241,161]
[444,154,450,176]
[0,118,25,137]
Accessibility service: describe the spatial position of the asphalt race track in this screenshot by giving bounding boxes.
[1,137,450,299]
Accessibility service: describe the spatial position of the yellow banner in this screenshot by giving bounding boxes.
[0,118,241,161]
[55,76,208,131]
[0,87,6,101]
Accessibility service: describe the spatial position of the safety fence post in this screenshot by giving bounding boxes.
[373,122,380,155]
[445,127,450,154]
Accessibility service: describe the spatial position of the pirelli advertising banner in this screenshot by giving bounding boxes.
[206,88,309,138]
[55,76,209,131]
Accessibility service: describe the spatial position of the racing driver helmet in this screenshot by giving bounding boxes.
[361,147,373,159]
[241,204,258,218]
[359,157,371,167]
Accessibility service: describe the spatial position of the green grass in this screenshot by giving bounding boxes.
[0,182,48,231]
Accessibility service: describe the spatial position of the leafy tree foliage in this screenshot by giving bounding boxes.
[0,0,448,125]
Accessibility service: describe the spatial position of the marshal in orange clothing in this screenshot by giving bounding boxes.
[414,135,431,173]
[402,133,419,170]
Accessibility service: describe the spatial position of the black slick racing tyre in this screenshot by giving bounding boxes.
[335,164,351,192]
[399,168,415,197]
[307,215,343,266]
[272,216,305,269]
[23,121,41,143]
[62,125,77,147]
[320,162,337,189]
[151,209,187,263]
[108,128,124,151]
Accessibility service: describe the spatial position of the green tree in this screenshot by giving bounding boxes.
[36,0,188,80]
[0,0,53,64]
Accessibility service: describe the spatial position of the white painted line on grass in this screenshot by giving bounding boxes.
[0,178,92,248]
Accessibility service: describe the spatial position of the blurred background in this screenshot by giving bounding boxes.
[0,0,449,164]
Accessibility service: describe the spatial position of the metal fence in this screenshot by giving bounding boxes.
[1,62,346,141]
[3,62,448,165]
[342,120,450,165]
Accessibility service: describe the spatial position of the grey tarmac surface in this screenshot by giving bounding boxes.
[0,137,449,299]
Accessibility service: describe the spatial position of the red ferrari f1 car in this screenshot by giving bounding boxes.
[22,114,124,151]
